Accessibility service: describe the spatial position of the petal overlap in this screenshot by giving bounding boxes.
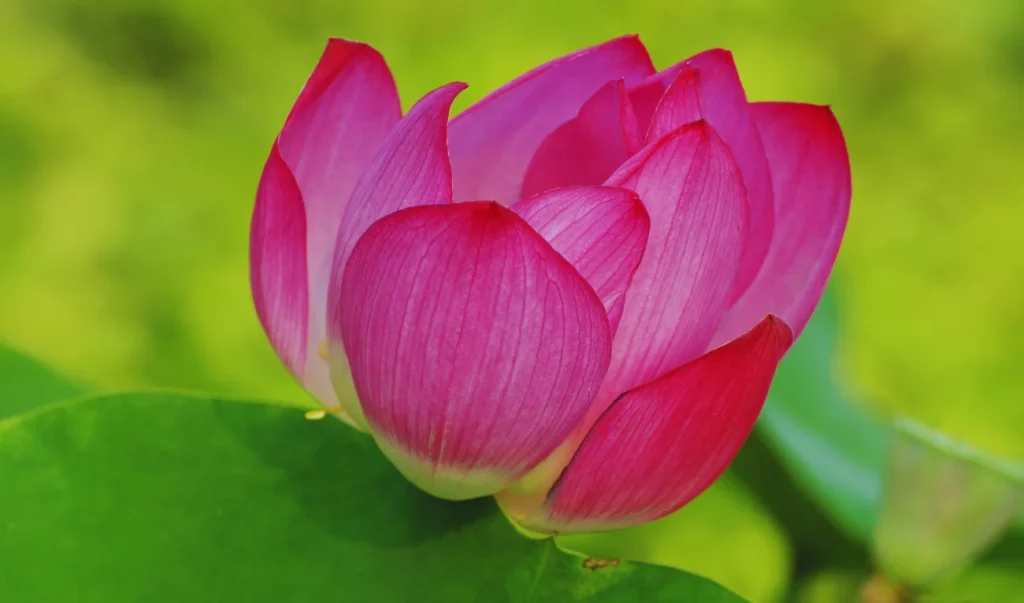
[534,316,793,533]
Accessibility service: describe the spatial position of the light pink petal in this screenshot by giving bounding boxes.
[629,50,773,301]
[250,143,308,377]
[322,82,466,421]
[333,202,612,500]
[512,186,649,333]
[331,82,466,277]
[519,80,641,199]
[536,316,793,533]
[711,103,851,347]
[275,39,401,404]
[577,121,748,436]
[449,36,655,204]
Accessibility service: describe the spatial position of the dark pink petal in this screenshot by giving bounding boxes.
[712,103,851,347]
[537,316,793,533]
[512,186,650,333]
[449,36,655,204]
[519,80,641,199]
[276,39,401,403]
[333,203,611,500]
[580,122,748,434]
[250,143,308,377]
[629,50,774,301]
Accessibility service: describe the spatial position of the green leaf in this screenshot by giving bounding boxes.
[0,392,745,602]
[758,285,1024,547]
[758,286,891,542]
[0,342,85,419]
[556,476,792,603]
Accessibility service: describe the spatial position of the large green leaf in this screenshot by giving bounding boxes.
[0,392,745,602]
[0,342,84,418]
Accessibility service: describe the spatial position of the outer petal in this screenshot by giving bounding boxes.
[630,50,773,301]
[333,203,612,500]
[512,186,650,333]
[533,316,793,533]
[449,36,655,204]
[519,80,641,199]
[325,82,466,424]
[275,39,401,404]
[711,103,851,346]
[250,144,307,376]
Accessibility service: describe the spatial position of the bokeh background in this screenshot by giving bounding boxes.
[1,0,1022,600]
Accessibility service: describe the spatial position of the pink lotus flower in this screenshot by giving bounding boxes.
[251,36,850,533]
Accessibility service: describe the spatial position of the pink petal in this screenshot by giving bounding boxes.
[275,39,401,404]
[536,316,793,533]
[512,186,650,334]
[448,36,655,204]
[630,50,774,301]
[324,82,466,423]
[645,67,702,141]
[589,121,748,424]
[519,80,641,199]
[627,66,685,139]
[333,203,612,500]
[330,82,466,279]
[250,143,308,377]
[711,103,851,347]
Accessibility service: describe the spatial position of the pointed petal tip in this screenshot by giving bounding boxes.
[533,312,795,533]
[290,39,394,123]
[758,313,795,350]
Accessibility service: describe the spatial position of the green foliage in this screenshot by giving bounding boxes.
[759,287,1024,545]
[0,391,745,602]
[0,342,84,419]
[759,287,891,542]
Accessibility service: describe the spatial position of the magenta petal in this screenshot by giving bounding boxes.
[512,186,650,333]
[250,143,308,377]
[330,82,466,277]
[645,67,702,141]
[593,122,748,417]
[627,66,685,139]
[629,50,774,301]
[537,316,793,533]
[449,36,655,204]
[519,80,641,199]
[712,103,851,347]
[679,50,774,301]
[275,39,401,403]
[334,203,612,499]
[323,82,465,421]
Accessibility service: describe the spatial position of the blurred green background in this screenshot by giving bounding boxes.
[1,0,1022,600]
